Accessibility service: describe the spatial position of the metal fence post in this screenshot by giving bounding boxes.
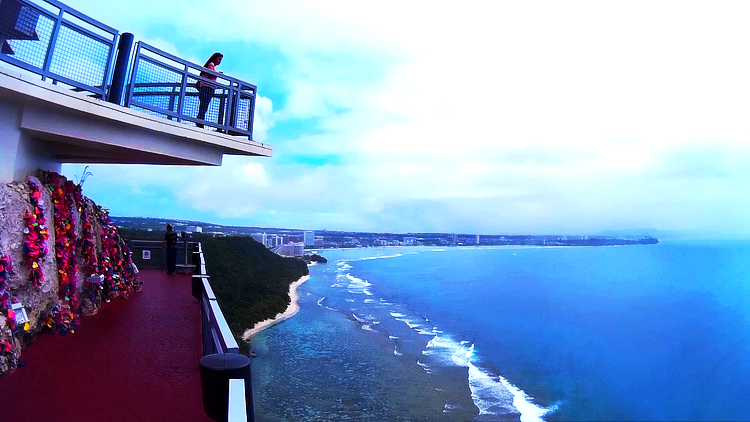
[40,9,63,82]
[108,32,134,105]
[125,42,142,107]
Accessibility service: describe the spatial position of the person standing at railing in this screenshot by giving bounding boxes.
[164,224,179,274]
[196,52,224,128]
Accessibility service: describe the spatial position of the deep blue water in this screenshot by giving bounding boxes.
[252,242,750,421]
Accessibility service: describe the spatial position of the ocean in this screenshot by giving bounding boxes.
[250,241,750,421]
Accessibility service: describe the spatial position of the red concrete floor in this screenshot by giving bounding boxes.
[0,269,212,422]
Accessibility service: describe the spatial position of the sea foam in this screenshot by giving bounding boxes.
[346,273,371,295]
[465,344,554,422]
[417,336,554,421]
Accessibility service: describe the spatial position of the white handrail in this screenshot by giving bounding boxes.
[228,379,248,422]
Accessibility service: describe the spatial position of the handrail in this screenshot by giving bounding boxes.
[126,240,198,269]
[126,42,257,139]
[228,379,249,422]
[194,245,240,354]
[0,0,118,98]
[193,242,254,421]
[0,0,258,140]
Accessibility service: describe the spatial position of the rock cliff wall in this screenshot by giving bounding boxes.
[0,171,140,374]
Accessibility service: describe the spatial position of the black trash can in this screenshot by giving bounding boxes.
[200,353,253,421]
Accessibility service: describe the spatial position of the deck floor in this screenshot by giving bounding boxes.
[0,269,211,422]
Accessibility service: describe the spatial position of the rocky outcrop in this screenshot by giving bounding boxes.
[0,171,140,375]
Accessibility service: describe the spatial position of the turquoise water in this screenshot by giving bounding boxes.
[251,242,750,421]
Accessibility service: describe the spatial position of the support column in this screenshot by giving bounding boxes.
[0,99,60,183]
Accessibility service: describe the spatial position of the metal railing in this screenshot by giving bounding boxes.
[0,0,258,140]
[126,42,256,138]
[192,242,254,422]
[0,0,117,98]
[193,243,239,354]
[228,379,249,422]
[127,239,196,270]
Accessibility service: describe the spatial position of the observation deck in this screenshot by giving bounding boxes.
[0,269,211,421]
[0,0,271,183]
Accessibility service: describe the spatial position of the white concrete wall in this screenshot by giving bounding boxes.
[0,99,61,183]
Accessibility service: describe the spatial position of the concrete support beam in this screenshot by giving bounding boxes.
[20,106,224,166]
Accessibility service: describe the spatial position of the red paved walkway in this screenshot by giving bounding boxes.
[0,269,211,422]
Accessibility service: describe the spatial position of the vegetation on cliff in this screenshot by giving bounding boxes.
[200,236,308,349]
[302,254,328,264]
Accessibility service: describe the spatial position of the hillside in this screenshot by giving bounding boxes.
[200,237,309,350]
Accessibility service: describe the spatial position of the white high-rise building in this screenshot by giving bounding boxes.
[304,231,315,247]
[268,235,283,247]
[272,242,305,257]
[403,237,417,246]
[251,233,267,245]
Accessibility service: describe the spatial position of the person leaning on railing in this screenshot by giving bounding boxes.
[196,52,224,128]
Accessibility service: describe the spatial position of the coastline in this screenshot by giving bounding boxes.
[243,275,311,340]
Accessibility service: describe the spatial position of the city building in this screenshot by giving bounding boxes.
[185,225,202,233]
[304,230,315,247]
[267,235,283,248]
[251,233,268,246]
[272,242,305,258]
[403,236,417,245]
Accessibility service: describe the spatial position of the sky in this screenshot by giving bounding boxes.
[60,0,750,238]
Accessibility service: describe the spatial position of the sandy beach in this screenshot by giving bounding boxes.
[243,275,310,340]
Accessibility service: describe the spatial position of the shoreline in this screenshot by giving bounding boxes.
[242,275,311,340]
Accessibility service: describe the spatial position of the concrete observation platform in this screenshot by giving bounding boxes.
[0,269,211,422]
[0,66,272,183]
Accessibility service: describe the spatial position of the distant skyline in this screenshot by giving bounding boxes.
[62,1,750,239]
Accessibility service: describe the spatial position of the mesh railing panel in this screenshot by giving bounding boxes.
[131,59,182,112]
[196,86,224,125]
[180,76,201,122]
[129,104,169,119]
[127,43,257,138]
[48,24,110,88]
[0,0,116,96]
[0,1,55,68]
[235,93,253,131]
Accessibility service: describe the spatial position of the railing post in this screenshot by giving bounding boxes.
[228,86,238,129]
[125,42,142,107]
[200,353,252,422]
[177,62,189,123]
[108,32,134,105]
[192,244,201,271]
[248,90,255,140]
[217,90,226,129]
[41,9,63,82]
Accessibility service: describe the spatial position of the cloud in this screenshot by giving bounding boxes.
[61,0,750,238]
[234,163,271,186]
[252,96,274,143]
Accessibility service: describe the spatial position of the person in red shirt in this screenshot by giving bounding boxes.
[196,52,223,128]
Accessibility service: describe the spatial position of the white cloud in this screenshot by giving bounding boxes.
[234,163,271,186]
[252,96,274,143]
[62,0,750,237]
